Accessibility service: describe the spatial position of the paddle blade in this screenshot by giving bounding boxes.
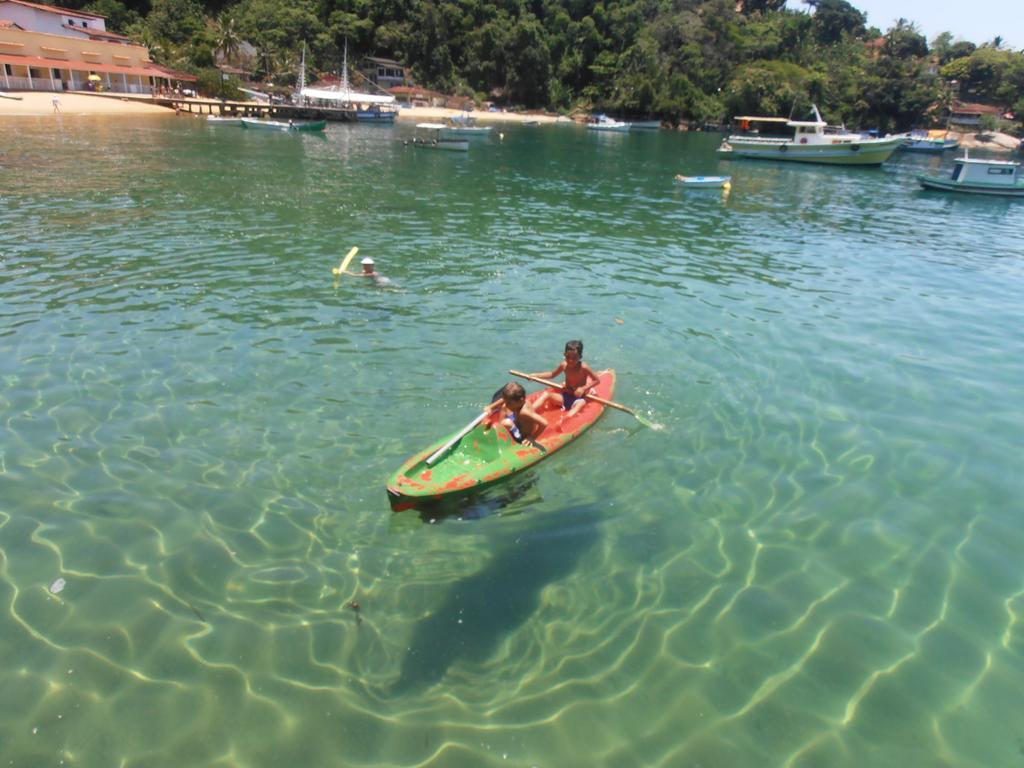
[634,413,664,430]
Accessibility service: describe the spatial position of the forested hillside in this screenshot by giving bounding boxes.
[61,0,1024,130]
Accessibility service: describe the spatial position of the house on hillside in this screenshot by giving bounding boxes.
[216,63,252,83]
[950,101,1003,128]
[0,0,194,93]
[360,57,408,89]
[387,85,444,107]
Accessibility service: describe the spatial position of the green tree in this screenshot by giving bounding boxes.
[810,0,866,45]
[146,0,205,44]
[82,0,140,33]
[883,19,928,60]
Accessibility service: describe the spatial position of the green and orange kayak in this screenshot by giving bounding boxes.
[386,370,616,508]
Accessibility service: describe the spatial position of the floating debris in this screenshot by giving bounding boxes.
[187,601,206,623]
[346,600,362,625]
[49,578,66,595]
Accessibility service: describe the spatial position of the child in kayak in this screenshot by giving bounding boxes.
[484,382,547,446]
[528,339,599,415]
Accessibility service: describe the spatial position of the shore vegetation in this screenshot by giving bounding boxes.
[60,0,1024,132]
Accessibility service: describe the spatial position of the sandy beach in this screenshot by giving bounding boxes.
[0,92,569,123]
[0,92,570,124]
[0,91,172,116]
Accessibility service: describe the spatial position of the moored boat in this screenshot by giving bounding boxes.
[441,114,492,139]
[918,152,1024,197]
[718,105,903,166]
[386,370,616,508]
[674,174,731,188]
[356,104,398,122]
[897,129,959,153]
[410,123,469,151]
[240,118,326,132]
[587,114,631,132]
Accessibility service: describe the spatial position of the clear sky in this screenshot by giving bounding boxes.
[785,0,1021,49]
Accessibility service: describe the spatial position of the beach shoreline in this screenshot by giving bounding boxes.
[0,91,173,116]
[0,92,571,123]
[2,92,1018,151]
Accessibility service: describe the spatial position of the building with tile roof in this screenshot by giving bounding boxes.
[0,0,194,94]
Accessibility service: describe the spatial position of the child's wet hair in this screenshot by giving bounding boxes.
[501,382,526,401]
[565,340,583,357]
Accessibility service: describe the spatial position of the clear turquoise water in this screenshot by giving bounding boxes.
[2,115,1023,767]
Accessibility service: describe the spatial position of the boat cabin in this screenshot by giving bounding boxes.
[949,157,1021,186]
[730,116,790,137]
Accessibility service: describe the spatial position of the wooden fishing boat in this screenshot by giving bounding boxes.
[897,129,959,153]
[674,174,731,188]
[387,369,616,508]
[240,118,327,132]
[918,152,1024,197]
[718,104,902,166]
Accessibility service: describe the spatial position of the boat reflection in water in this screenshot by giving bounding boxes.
[389,471,542,523]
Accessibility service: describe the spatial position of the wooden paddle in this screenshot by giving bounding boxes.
[426,411,488,465]
[509,369,663,430]
[332,246,359,276]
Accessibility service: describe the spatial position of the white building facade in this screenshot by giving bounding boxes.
[0,0,194,93]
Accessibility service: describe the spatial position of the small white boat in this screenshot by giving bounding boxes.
[918,151,1024,197]
[674,174,731,188]
[588,114,631,132]
[410,123,469,151]
[206,115,242,126]
[240,118,326,132]
[441,115,492,139]
[897,129,959,153]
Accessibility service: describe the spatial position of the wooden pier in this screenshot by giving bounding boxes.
[158,97,357,122]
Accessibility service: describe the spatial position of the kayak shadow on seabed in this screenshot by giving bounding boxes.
[381,502,604,698]
[388,471,544,523]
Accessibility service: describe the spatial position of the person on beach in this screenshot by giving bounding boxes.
[484,382,547,447]
[527,339,599,415]
[52,94,61,113]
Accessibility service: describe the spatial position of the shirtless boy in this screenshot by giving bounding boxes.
[528,339,599,415]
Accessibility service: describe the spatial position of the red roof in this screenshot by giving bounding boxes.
[1,0,105,20]
[388,85,442,97]
[952,101,1002,115]
[61,24,132,42]
[0,52,196,80]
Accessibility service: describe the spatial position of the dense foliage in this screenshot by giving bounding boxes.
[67,0,1023,130]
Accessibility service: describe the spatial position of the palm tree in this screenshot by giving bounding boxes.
[216,13,241,65]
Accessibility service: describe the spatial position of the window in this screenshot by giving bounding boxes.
[987,167,1013,176]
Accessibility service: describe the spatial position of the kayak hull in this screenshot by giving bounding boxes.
[386,370,616,508]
